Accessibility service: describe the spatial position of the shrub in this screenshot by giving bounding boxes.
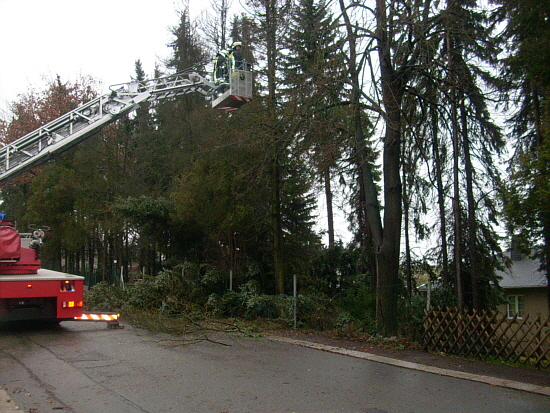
[297,297,340,330]
[398,294,426,340]
[156,263,226,308]
[334,284,376,332]
[125,276,163,310]
[85,281,128,312]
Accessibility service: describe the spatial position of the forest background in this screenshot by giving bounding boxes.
[0,0,548,337]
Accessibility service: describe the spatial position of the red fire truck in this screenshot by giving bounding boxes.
[0,64,252,323]
[0,219,85,322]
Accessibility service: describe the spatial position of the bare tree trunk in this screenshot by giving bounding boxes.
[338,0,383,249]
[100,235,107,282]
[265,0,285,294]
[461,100,480,310]
[432,115,450,286]
[355,155,378,291]
[402,161,412,297]
[272,154,284,294]
[324,167,335,247]
[451,88,463,310]
[88,238,95,284]
[340,0,403,336]
[530,83,550,315]
[80,244,86,277]
[374,0,403,336]
[447,5,463,311]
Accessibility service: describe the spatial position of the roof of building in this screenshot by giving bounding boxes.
[496,252,548,289]
[417,252,548,291]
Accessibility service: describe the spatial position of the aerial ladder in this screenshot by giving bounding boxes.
[0,65,253,183]
[0,64,252,325]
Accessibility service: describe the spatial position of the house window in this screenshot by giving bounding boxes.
[507,295,525,318]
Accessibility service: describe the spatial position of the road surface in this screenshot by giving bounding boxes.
[1,321,549,412]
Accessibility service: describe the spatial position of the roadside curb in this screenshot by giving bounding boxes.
[0,389,24,413]
[269,335,550,397]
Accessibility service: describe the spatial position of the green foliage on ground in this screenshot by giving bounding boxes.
[84,260,425,339]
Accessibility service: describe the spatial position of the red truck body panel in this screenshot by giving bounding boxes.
[0,223,85,322]
[0,270,85,321]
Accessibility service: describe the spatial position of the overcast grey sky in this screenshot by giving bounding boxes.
[0,0,195,114]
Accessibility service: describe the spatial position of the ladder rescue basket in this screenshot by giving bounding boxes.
[212,64,253,111]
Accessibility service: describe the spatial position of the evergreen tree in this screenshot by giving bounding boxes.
[495,0,550,312]
[282,0,347,248]
[438,0,505,311]
[167,6,208,71]
[241,0,294,294]
[378,0,505,311]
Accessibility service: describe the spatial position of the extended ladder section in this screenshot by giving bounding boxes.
[0,68,253,183]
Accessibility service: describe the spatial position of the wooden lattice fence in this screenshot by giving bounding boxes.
[422,307,550,369]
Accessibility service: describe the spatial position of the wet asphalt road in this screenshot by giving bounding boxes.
[1,321,549,413]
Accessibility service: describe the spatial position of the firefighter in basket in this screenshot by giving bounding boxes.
[213,41,246,90]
